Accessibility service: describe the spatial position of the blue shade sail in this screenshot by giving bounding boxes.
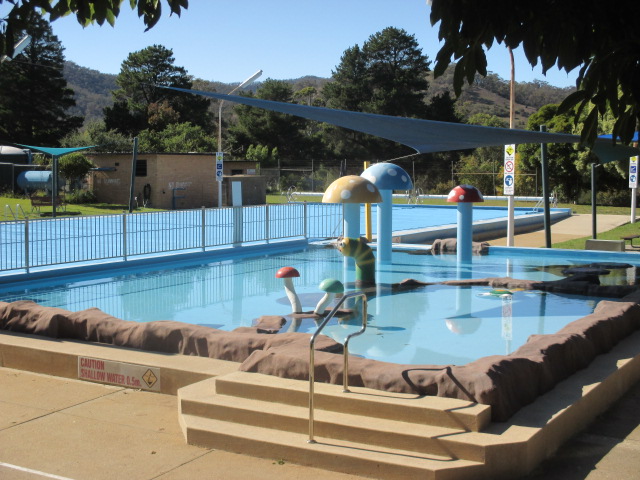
[15,144,96,157]
[162,86,639,163]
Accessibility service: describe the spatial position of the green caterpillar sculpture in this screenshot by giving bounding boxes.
[337,236,376,286]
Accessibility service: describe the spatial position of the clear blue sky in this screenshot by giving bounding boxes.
[48,0,578,88]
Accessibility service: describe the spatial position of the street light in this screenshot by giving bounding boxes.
[1,35,31,63]
[217,69,262,207]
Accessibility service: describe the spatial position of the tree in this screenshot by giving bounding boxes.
[104,44,212,136]
[227,79,314,162]
[61,120,131,152]
[0,12,82,145]
[293,86,319,106]
[246,144,279,168]
[428,0,640,145]
[323,27,432,160]
[518,104,584,202]
[58,152,94,190]
[456,114,507,195]
[137,122,215,153]
[325,27,430,117]
[0,0,188,57]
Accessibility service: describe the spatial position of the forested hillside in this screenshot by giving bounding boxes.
[63,62,117,123]
[64,61,574,128]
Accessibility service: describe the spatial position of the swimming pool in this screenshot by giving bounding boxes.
[1,243,633,365]
[0,203,570,273]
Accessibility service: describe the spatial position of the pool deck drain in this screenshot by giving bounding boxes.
[2,327,640,479]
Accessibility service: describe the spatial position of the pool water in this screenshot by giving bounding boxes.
[2,245,633,365]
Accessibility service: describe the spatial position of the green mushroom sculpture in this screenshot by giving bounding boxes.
[313,278,344,315]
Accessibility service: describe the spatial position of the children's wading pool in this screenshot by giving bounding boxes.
[2,244,634,366]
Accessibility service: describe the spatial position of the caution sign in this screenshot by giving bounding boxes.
[78,357,161,392]
[503,144,516,195]
[630,156,638,189]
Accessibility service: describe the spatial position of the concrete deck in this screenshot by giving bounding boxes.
[2,213,640,479]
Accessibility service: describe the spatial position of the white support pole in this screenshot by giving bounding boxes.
[507,195,515,246]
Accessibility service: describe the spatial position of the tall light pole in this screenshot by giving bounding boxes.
[217,69,263,207]
[506,46,516,247]
[1,35,31,64]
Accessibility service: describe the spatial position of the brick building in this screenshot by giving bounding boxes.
[87,153,265,209]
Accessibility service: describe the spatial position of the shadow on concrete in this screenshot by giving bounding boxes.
[521,381,640,479]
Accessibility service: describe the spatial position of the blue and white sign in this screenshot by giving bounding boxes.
[630,156,638,189]
[216,152,224,183]
[503,144,516,195]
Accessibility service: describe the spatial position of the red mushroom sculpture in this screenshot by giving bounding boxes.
[276,266,302,314]
[447,185,484,264]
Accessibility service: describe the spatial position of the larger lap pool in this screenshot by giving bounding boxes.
[2,244,635,366]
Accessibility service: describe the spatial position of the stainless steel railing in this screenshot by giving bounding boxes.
[308,291,368,443]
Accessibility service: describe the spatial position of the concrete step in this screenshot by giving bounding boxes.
[213,370,491,432]
[180,413,487,480]
[179,381,489,462]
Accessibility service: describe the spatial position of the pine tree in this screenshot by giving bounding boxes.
[0,13,82,146]
[104,45,212,136]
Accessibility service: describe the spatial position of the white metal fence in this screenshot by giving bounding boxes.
[0,203,343,273]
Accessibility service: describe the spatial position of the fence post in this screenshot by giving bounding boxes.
[201,206,206,251]
[24,218,30,274]
[265,204,270,243]
[122,213,127,261]
[303,202,308,238]
[233,206,243,246]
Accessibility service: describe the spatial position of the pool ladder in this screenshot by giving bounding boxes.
[308,291,368,443]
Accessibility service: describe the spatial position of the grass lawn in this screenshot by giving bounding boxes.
[0,195,162,221]
[551,222,640,250]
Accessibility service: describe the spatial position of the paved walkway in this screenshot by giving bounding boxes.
[488,213,633,248]
[2,213,640,480]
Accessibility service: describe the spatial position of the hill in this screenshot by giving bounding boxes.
[64,62,117,123]
[63,61,574,129]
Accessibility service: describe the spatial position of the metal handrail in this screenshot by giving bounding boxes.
[285,185,298,203]
[308,291,368,443]
[406,187,424,205]
[4,204,27,220]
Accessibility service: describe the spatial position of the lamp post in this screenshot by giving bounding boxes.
[1,35,31,64]
[217,69,263,207]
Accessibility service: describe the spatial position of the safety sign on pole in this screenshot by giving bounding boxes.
[216,152,224,182]
[629,156,638,188]
[630,156,638,224]
[503,144,516,195]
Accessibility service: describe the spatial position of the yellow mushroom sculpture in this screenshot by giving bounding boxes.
[322,175,381,240]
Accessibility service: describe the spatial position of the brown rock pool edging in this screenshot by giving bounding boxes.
[2,276,640,421]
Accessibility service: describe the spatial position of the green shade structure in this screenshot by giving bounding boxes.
[15,144,96,217]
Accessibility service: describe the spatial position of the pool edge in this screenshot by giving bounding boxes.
[2,327,640,479]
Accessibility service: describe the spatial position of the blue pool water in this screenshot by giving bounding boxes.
[1,244,635,365]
